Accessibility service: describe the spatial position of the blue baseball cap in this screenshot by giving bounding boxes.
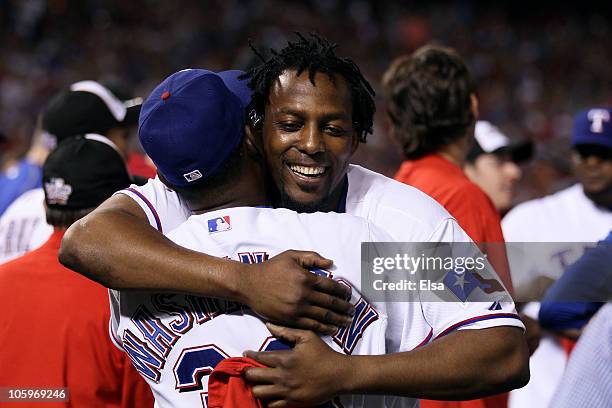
[139,69,251,187]
[217,70,253,108]
[571,107,612,149]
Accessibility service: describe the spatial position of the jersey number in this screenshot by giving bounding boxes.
[174,339,287,407]
[173,253,339,407]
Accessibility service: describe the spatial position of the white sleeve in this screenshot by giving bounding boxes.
[421,301,524,340]
[115,176,191,234]
[425,218,524,337]
[426,217,472,243]
[108,289,124,351]
[0,189,53,263]
[502,205,548,290]
[501,205,527,242]
[370,216,524,352]
[380,299,523,353]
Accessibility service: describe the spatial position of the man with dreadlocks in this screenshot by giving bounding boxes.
[61,33,529,407]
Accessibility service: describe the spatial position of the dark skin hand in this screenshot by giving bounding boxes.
[240,250,355,333]
[520,314,541,356]
[244,324,530,407]
[59,194,354,334]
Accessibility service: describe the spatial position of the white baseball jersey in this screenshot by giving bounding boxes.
[502,183,612,408]
[549,303,612,408]
[0,188,53,264]
[110,206,522,408]
[115,165,523,407]
[119,164,468,242]
[502,183,612,289]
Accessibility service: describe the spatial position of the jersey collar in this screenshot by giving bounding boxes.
[336,175,349,213]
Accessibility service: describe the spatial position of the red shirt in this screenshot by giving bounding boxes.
[208,357,267,408]
[0,231,154,408]
[395,155,513,408]
[395,155,503,243]
[395,155,513,292]
[127,152,156,179]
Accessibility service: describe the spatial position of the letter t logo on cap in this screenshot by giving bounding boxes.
[588,109,611,133]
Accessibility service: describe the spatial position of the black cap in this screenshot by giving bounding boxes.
[467,121,534,164]
[43,135,132,210]
[42,80,142,142]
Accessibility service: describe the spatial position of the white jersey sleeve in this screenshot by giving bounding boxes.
[346,165,466,243]
[347,165,524,354]
[420,219,523,341]
[0,188,53,264]
[366,222,523,356]
[115,176,191,234]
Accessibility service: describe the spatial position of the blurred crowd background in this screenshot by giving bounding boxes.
[1,3,611,408]
[1,0,611,205]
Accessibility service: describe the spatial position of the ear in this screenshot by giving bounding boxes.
[244,124,263,158]
[470,93,480,121]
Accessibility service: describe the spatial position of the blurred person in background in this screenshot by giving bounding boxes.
[384,44,513,292]
[41,81,142,163]
[383,44,519,408]
[0,117,59,264]
[503,107,612,297]
[548,303,612,408]
[502,107,612,408]
[464,121,533,215]
[0,135,153,407]
[0,80,144,264]
[463,120,541,355]
[0,118,50,216]
[538,231,611,340]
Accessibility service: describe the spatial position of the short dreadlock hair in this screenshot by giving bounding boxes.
[242,33,375,143]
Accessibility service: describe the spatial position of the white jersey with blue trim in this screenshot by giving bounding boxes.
[111,207,394,407]
[502,183,612,289]
[502,184,612,408]
[115,166,524,407]
[118,164,470,240]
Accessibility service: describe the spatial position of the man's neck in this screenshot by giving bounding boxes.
[189,158,271,215]
[321,177,348,212]
[437,135,471,167]
[272,176,348,213]
[583,186,612,211]
[191,194,269,215]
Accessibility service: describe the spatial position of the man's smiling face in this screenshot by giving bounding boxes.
[262,69,358,212]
